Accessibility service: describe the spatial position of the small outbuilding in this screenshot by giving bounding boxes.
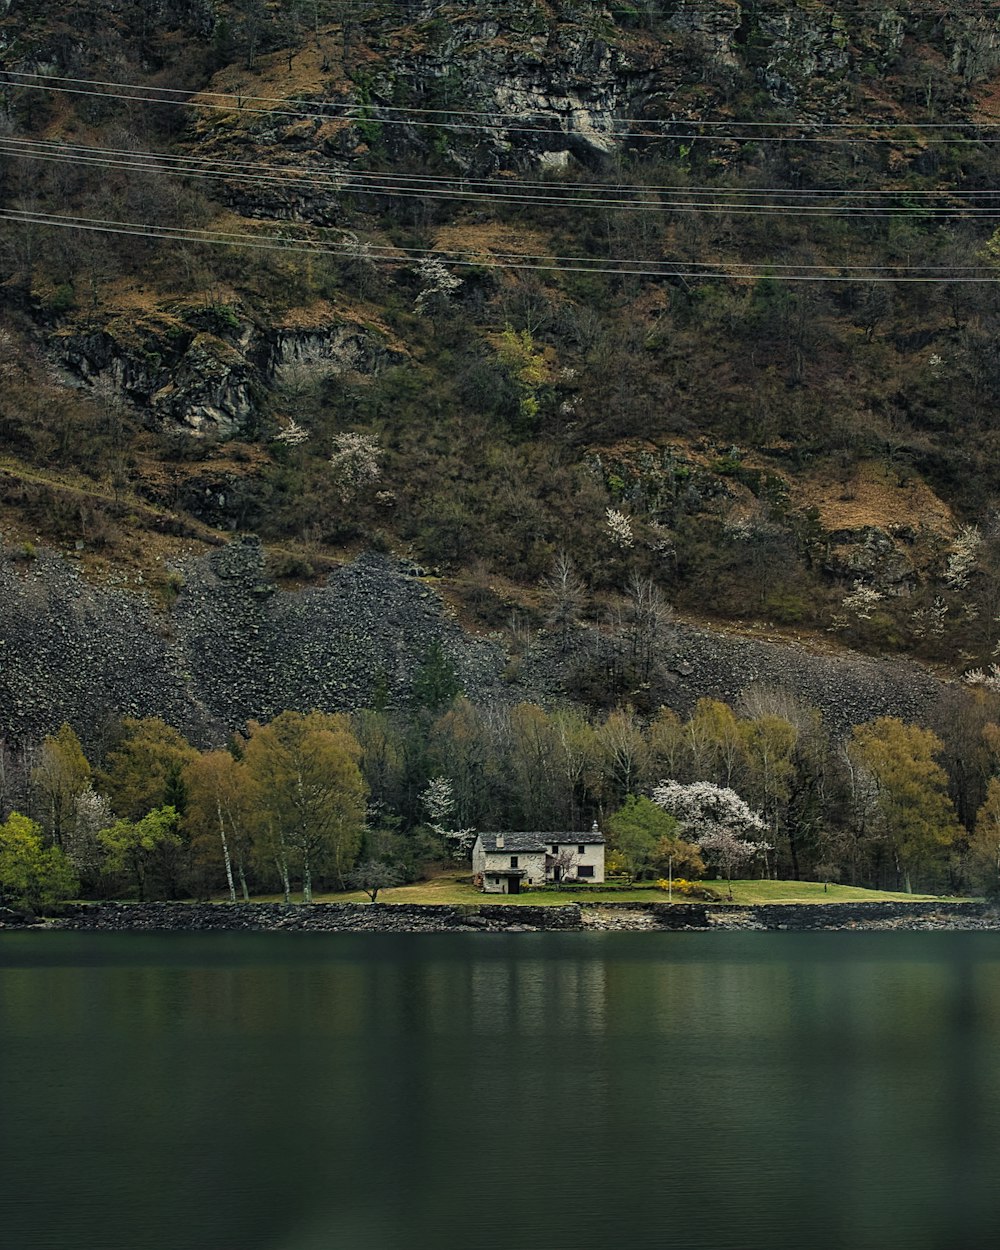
[472,825,606,894]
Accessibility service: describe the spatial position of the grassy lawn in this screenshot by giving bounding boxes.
[703,880,969,905]
[236,877,971,907]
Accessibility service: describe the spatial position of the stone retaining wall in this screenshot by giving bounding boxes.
[2,900,997,933]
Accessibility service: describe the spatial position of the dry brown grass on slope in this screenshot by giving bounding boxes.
[791,461,955,537]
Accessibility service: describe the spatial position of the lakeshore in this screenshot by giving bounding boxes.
[2,898,997,933]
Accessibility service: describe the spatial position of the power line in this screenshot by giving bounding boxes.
[4,134,1000,221]
[4,67,1000,130]
[8,132,1000,198]
[3,69,1000,145]
[3,206,998,282]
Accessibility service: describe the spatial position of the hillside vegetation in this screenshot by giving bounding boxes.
[1,1,1000,676]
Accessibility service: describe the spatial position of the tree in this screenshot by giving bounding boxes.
[98,718,198,821]
[428,698,506,830]
[414,256,461,316]
[551,707,601,830]
[0,812,78,907]
[30,723,91,848]
[622,572,674,685]
[541,550,585,653]
[410,641,462,714]
[243,711,367,901]
[605,794,701,881]
[971,777,1000,897]
[647,707,687,784]
[652,780,770,897]
[596,707,650,807]
[98,806,181,901]
[652,779,768,842]
[64,786,112,881]
[329,431,383,502]
[353,708,407,825]
[420,775,474,856]
[849,718,961,893]
[348,859,404,903]
[740,713,798,865]
[506,703,568,830]
[686,698,745,788]
[696,830,766,898]
[184,751,255,902]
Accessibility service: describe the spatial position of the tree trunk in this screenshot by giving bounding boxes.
[276,856,291,904]
[217,799,236,903]
[236,859,250,903]
[303,850,312,904]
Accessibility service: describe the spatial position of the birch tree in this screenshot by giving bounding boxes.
[184,751,255,902]
[243,711,367,901]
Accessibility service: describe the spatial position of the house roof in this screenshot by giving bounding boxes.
[477,831,605,854]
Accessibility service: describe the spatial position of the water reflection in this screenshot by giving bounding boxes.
[1,932,999,1250]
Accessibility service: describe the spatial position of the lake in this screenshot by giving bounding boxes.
[1,931,998,1250]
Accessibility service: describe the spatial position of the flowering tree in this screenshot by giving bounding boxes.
[651,780,771,897]
[274,420,309,447]
[329,431,383,502]
[841,581,882,622]
[945,525,981,589]
[421,775,475,856]
[605,507,634,549]
[414,256,461,315]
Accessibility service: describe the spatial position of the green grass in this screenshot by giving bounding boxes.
[702,879,970,905]
[235,876,971,907]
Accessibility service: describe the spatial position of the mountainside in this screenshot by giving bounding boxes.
[4,0,1000,733]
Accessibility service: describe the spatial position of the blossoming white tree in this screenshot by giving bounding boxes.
[945,525,981,589]
[605,507,634,549]
[414,256,462,315]
[421,775,475,856]
[651,779,771,897]
[329,431,383,502]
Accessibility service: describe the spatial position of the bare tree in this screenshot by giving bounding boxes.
[542,550,585,653]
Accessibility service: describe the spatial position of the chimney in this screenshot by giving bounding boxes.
[496,834,505,849]
[592,821,600,836]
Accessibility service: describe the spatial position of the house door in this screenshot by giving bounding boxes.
[508,876,521,895]
[553,866,561,883]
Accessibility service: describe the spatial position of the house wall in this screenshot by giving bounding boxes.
[548,842,605,883]
[472,837,487,879]
[482,850,546,892]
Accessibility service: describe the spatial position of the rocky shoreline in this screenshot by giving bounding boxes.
[2,900,998,934]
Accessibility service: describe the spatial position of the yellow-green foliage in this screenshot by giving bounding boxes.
[0,813,78,906]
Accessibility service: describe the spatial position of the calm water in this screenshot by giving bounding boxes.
[1,931,999,1250]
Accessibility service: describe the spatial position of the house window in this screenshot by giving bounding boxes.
[510,856,519,868]
[578,865,594,878]
[578,844,585,854]
[552,844,558,854]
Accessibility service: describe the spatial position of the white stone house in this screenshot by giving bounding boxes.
[471,826,606,894]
